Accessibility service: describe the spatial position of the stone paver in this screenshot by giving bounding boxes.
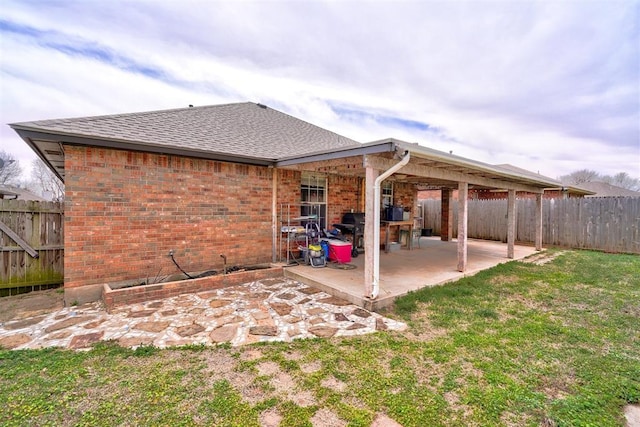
[352,308,371,318]
[0,333,31,349]
[250,325,279,336]
[210,324,238,343]
[269,302,293,316]
[309,326,338,338]
[69,331,104,349]
[0,278,406,350]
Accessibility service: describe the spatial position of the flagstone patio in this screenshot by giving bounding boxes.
[0,277,405,351]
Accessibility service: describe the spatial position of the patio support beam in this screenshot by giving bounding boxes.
[535,193,543,250]
[363,155,544,194]
[457,182,468,272]
[507,189,516,259]
[364,166,378,298]
[441,188,454,241]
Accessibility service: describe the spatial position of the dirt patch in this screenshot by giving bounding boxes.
[300,360,322,374]
[625,404,640,427]
[259,408,282,427]
[0,288,64,322]
[371,413,403,427]
[283,350,303,361]
[199,350,269,404]
[403,302,449,342]
[321,376,347,392]
[291,389,316,407]
[521,251,567,266]
[241,349,264,361]
[489,275,520,285]
[256,361,281,376]
[310,408,346,427]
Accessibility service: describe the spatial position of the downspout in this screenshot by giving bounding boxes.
[371,149,410,299]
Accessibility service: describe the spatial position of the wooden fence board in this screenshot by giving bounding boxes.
[0,200,64,290]
[420,197,640,254]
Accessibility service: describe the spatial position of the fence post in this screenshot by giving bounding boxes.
[457,182,468,271]
[507,190,516,258]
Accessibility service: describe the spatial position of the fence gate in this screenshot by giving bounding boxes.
[0,200,63,296]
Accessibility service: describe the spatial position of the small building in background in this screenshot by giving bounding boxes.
[0,185,47,201]
[577,181,640,198]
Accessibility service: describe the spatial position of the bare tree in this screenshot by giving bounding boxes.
[560,169,640,191]
[29,158,64,201]
[0,150,23,185]
[604,172,640,191]
[559,169,600,185]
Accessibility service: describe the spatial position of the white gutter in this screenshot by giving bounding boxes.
[370,149,410,299]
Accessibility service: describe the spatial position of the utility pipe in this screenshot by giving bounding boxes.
[370,149,410,299]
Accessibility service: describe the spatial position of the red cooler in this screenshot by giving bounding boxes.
[328,240,352,263]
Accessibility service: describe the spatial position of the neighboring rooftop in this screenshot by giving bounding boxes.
[494,164,595,196]
[0,185,47,201]
[576,181,640,197]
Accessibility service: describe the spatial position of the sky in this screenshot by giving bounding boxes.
[1,0,639,182]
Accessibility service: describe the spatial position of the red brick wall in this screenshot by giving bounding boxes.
[327,175,363,225]
[276,169,302,223]
[64,146,274,292]
[393,182,416,216]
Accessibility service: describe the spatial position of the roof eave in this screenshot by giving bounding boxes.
[11,127,277,182]
[390,139,561,189]
[275,140,395,167]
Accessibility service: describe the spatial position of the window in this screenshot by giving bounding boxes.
[382,181,393,209]
[301,172,327,229]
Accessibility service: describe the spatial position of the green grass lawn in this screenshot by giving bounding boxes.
[1,250,639,426]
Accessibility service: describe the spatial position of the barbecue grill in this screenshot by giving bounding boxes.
[332,212,365,256]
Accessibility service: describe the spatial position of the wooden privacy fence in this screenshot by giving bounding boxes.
[420,197,640,254]
[1,200,63,294]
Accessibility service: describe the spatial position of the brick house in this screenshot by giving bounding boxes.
[11,102,560,305]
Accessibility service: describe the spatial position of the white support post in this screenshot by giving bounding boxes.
[457,182,468,272]
[364,166,377,298]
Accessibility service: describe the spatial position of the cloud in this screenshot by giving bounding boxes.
[1,0,638,180]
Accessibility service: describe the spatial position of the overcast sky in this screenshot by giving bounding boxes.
[1,0,639,182]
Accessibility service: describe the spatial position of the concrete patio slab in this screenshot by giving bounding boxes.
[284,237,538,310]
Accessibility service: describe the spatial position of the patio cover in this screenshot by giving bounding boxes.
[277,138,560,300]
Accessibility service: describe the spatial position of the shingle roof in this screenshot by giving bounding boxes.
[11,102,361,161]
[10,103,570,192]
[493,164,559,184]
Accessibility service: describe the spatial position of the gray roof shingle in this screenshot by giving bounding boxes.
[11,102,361,161]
